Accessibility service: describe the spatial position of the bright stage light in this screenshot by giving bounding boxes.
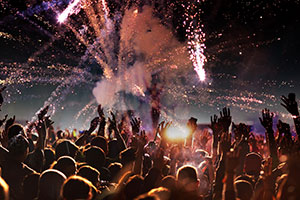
[166,125,190,141]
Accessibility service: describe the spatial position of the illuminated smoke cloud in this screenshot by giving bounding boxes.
[93,6,186,108]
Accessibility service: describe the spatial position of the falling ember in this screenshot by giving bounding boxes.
[57,0,82,23]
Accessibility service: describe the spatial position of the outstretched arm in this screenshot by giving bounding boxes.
[96,105,106,137]
[259,109,278,168]
[109,112,126,151]
[281,93,300,136]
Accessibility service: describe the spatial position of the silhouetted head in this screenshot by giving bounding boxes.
[244,152,262,177]
[107,139,119,158]
[120,147,136,166]
[148,187,170,200]
[56,130,65,139]
[161,175,176,190]
[84,147,106,171]
[61,175,93,200]
[134,194,158,200]
[176,165,199,192]
[44,148,55,170]
[124,175,144,200]
[77,165,100,187]
[38,169,66,200]
[235,180,253,200]
[91,136,108,154]
[108,162,122,183]
[23,172,40,200]
[7,124,25,139]
[144,168,163,192]
[54,156,76,177]
[55,139,79,159]
[7,134,29,162]
[235,174,255,188]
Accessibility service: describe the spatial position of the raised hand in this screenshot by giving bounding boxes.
[35,118,47,138]
[108,112,117,131]
[130,117,141,135]
[44,116,54,128]
[157,121,171,140]
[219,107,232,131]
[96,105,106,136]
[38,105,49,121]
[259,109,274,131]
[281,93,299,116]
[87,117,100,134]
[97,104,105,119]
[277,120,290,136]
[210,114,222,139]
[131,130,147,150]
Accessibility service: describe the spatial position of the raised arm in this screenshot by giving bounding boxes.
[259,109,278,168]
[109,112,126,151]
[281,93,300,136]
[223,148,240,200]
[75,117,99,146]
[96,105,106,137]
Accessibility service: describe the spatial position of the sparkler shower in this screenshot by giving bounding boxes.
[0,0,300,130]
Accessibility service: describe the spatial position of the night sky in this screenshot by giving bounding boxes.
[0,0,300,132]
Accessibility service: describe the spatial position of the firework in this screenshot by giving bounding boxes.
[57,0,82,23]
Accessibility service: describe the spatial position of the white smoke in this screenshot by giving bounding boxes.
[93,6,192,109]
[92,62,151,107]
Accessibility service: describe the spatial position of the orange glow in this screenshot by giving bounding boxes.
[166,126,190,141]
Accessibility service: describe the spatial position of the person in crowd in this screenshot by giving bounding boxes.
[1,87,300,200]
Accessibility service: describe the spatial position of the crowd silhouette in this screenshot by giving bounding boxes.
[0,86,300,200]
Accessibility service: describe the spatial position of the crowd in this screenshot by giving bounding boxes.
[0,86,300,200]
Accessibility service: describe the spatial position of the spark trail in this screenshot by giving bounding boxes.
[57,0,82,23]
[185,1,207,81]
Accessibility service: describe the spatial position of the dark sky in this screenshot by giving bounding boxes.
[0,0,300,131]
